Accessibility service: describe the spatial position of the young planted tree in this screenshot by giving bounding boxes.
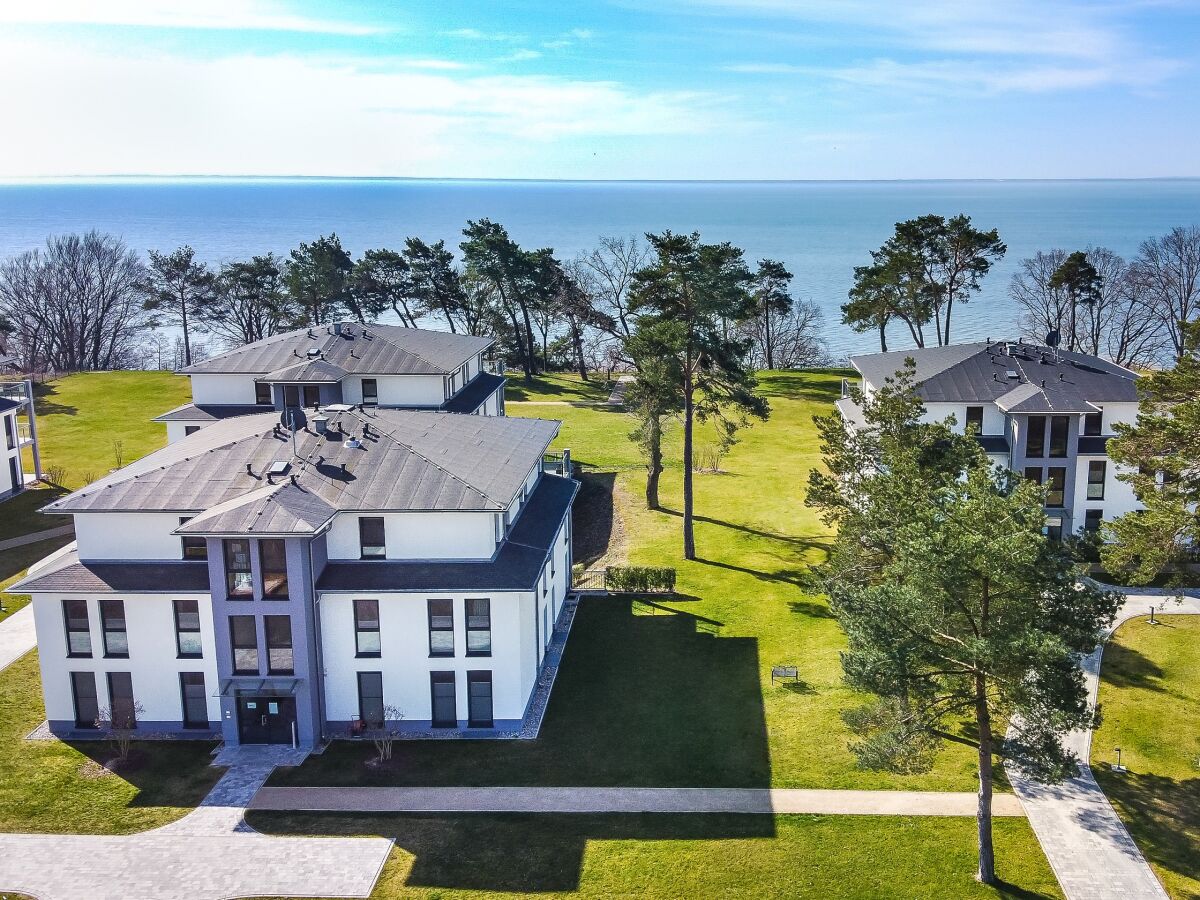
[625,323,684,508]
[630,231,769,559]
[204,254,292,348]
[285,234,354,326]
[144,245,216,368]
[1101,320,1200,585]
[806,364,1119,884]
[1049,251,1102,352]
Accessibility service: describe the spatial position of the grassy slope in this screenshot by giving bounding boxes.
[0,538,73,624]
[505,372,614,404]
[1091,615,1200,900]
[25,371,189,490]
[0,652,221,834]
[247,812,1059,900]
[0,488,69,542]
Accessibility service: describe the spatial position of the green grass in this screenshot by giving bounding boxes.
[505,371,615,403]
[1092,615,1200,900]
[246,812,1061,899]
[275,370,988,792]
[0,487,69,541]
[0,538,74,624]
[25,371,189,490]
[0,651,222,834]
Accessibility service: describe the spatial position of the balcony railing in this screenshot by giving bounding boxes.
[543,449,573,478]
[16,423,32,445]
[0,382,30,405]
[482,357,506,376]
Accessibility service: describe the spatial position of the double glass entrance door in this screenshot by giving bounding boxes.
[236,696,297,744]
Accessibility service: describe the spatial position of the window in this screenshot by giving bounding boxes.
[1049,416,1070,458]
[3,415,14,450]
[184,425,201,437]
[260,539,289,598]
[99,599,128,658]
[7,457,17,494]
[466,598,491,656]
[174,598,202,657]
[180,673,208,728]
[467,671,493,727]
[965,406,984,432]
[283,385,300,407]
[362,379,378,406]
[224,539,253,597]
[1085,509,1103,533]
[354,599,381,657]
[63,598,91,657]
[179,517,207,560]
[1084,412,1102,436]
[359,517,386,559]
[1087,461,1107,500]
[303,385,320,407]
[1024,466,1042,484]
[70,672,98,728]
[357,672,384,729]
[430,671,456,727]
[107,672,136,730]
[255,382,273,405]
[1045,516,1063,542]
[230,615,258,674]
[428,599,454,657]
[1046,467,1066,507]
[1025,416,1046,458]
[265,615,294,675]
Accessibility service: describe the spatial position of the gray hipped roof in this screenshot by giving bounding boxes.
[850,341,1138,408]
[182,323,492,377]
[44,407,559,519]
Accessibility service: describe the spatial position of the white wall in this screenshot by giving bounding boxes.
[319,590,530,724]
[189,374,258,405]
[32,592,220,726]
[325,511,498,560]
[342,375,445,407]
[1,409,19,494]
[921,401,1006,435]
[1071,456,1142,532]
[74,512,197,561]
[1092,402,1138,431]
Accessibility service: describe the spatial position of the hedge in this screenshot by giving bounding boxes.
[604,565,676,594]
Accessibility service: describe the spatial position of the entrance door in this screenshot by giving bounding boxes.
[237,696,297,744]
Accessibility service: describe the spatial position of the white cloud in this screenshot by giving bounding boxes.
[398,59,471,71]
[499,49,543,63]
[446,28,524,42]
[0,39,731,177]
[0,0,381,35]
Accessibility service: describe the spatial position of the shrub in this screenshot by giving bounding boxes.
[604,565,676,593]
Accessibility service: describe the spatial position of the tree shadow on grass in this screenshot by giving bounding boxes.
[788,599,835,620]
[658,506,832,553]
[693,556,809,589]
[30,381,77,417]
[756,370,847,404]
[1096,770,1200,889]
[1100,641,1167,693]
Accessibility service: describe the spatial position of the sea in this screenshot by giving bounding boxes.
[1,178,1197,361]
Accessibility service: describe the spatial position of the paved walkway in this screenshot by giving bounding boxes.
[0,750,393,900]
[0,606,36,672]
[1008,591,1200,900]
[0,524,74,552]
[251,785,1025,816]
[607,373,634,406]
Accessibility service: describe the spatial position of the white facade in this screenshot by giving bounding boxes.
[324,511,499,561]
[1,407,23,497]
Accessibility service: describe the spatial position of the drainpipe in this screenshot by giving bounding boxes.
[308,540,329,746]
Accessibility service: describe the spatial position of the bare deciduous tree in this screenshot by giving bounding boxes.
[1132,225,1200,360]
[366,704,405,765]
[95,700,145,764]
[576,235,650,340]
[739,297,829,370]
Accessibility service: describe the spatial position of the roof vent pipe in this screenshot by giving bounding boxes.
[246,463,253,476]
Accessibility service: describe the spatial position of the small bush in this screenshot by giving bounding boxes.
[43,465,67,487]
[605,565,676,593]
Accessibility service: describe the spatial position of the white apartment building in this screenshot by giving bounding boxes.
[838,340,1143,538]
[155,322,506,442]
[10,407,576,748]
[1,379,42,501]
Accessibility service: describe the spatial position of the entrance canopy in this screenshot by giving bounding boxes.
[219,677,304,697]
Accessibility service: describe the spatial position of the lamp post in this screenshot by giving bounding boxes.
[1114,747,1127,773]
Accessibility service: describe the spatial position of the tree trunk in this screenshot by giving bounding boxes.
[682,364,696,560]
[1068,295,1077,352]
[974,674,997,885]
[764,307,774,370]
[879,319,888,353]
[571,322,588,380]
[180,293,192,367]
[942,298,954,346]
[645,414,663,509]
[518,301,538,381]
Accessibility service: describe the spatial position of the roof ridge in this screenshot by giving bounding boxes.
[364,325,443,372]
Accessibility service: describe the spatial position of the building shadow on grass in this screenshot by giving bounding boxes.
[64,738,222,809]
[572,471,615,569]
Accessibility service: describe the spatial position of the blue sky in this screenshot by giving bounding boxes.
[1,0,1196,179]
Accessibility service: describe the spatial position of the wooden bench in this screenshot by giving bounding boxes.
[771,665,799,685]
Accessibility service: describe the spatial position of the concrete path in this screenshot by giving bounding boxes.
[0,524,74,552]
[607,373,634,406]
[1008,591,1200,900]
[0,606,36,673]
[251,785,1025,817]
[0,753,393,900]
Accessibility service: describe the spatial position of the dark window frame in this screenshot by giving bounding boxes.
[1084,411,1102,436]
[1025,415,1046,458]
[99,598,128,659]
[359,517,386,559]
[1024,466,1043,484]
[466,598,491,657]
[430,671,456,727]
[70,671,99,728]
[173,597,203,658]
[255,381,273,405]
[179,516,207,560]
[964,406,984,432]
[467,670,493,728]
[428,598,454,658]
[1087,460,1107,500]
[107,671,136,730]
[1046,466,1067,507]
[1045,516,1064,542]
[223,538,254,598]
[1048,415,1070,458]
[3,415,14,451]
[180,672,208,729]
[357,671,385,729]
[229,615,259,675]
[264,615,294,675]
[184,425,201,437]
[63,598,92,658]
[1084,509,1104,533]
[259,539,289,599]
[303,385,321,408]
[354,598,381,658]
[361,378,378,406]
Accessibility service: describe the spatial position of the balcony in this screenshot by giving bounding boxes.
[16,422,33,446]
[0,382,30,406]
[543,450,573,478]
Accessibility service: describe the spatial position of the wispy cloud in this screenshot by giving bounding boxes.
[446,27,524,42]
[499,49,543,63]
[0,0,382,35]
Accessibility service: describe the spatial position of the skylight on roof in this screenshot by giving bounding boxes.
[306,347,321,358]
[268,460,290,476]
[1005,370,1019,379]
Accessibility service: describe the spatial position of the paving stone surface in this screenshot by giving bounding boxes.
[0,605,36,673]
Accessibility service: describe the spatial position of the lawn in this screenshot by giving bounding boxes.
[0,537,74,624]
[245,811,1061,899]
[24,371,189,490]
[1091,615,1200,900]
[0,487,69,541]
[273,370,989,792]
[0,651,222,834]
[505,371,615,404]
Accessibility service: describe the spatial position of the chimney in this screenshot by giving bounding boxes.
[313,415,328,435]
[333,321,344,336]
[246,463,253,476]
